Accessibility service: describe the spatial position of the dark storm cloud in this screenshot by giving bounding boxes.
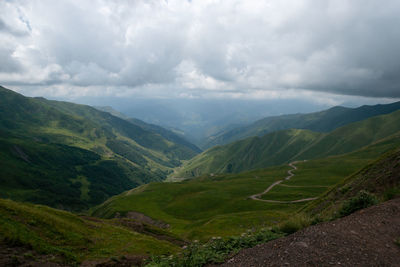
[1,0,400,99]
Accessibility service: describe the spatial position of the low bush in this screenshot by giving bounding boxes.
[383,187,400,201]
[145,229,284,267]
[339,190,378,217]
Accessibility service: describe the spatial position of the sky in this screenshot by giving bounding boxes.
[1,0,400,106]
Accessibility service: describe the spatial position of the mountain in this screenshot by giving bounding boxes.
[173,109,400,178]
[0,86,199,210]
[93,97,328,146]
[95,106,201,154]
[204,102,400,149]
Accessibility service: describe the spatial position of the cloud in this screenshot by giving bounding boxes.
[1,0,400,99]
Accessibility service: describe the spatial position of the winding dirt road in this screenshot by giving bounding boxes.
[249,161,318,203]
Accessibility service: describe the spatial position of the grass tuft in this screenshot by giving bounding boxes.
[277,214,312,234]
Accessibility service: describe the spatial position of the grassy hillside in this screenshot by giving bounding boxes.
[204,102,400,148]
[0,198,179,265]
[302,147,400,219]
[174,109,400,178]
[91,135,400,241]
[0,86,199,210]
[174,129,322,177]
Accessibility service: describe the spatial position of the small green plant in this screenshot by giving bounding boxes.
[110,256,120,262]
[383,187,400,201]
[145,229,284,267]
[310,216,323,225]
[339,190,378,217]
[278,214,312,234]
[23,252,35,260]
[11,255,21,266]
[339,185,351,194]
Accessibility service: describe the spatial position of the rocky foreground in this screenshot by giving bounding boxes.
[218,198,400,266]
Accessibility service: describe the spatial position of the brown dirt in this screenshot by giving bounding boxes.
[0,243,66,266]
[81,255,147,267]
[115,211,170,229]
[114,218,188,246]
[218,198,400,267]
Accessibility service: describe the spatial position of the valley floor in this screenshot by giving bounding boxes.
[217,198,400,266]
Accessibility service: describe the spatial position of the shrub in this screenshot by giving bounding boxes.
[339,190,378,217]
[145,229,284,267]
[278,214,312,234]
[383,187,400,201]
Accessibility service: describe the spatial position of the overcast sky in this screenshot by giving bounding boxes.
[1,0,400,104]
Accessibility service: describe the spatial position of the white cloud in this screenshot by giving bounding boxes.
[1,0,400,100]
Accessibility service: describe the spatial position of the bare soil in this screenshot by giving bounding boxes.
[115,218,188,246]
[218,198,400,266]
[115,211,170,229]
[81,255,147,267]
[0,243,65,267]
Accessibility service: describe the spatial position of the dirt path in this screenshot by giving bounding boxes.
[249,161,318,203]
[217,198,400,267]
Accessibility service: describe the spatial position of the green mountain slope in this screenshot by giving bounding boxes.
[91,134,400,241]
[174,109,400,178]
[0,86,199,210]
[95,105,202,154]
[204,102,400,148]
[0,198,179,265]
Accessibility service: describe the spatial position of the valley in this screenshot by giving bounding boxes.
[90,134,400,242]
[0,86,399,266]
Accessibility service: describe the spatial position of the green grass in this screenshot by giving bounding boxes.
[91,165,301,240]
[0,198,179,264]
[91,137,398,241]
[262,185,327,201]
[70,175,90,201]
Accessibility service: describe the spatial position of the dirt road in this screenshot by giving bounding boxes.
[249,161,317,203]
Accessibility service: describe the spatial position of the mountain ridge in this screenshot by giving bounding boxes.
[174,108,400,178]
[204,101,400,149]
